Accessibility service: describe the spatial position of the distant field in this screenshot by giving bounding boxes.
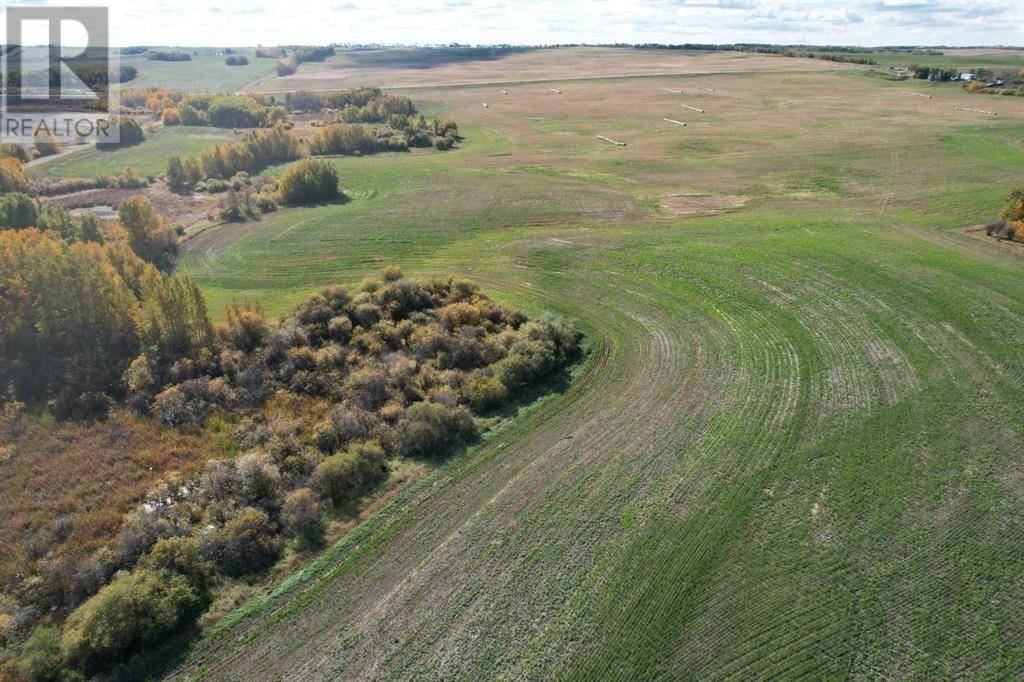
[30,126,235,179]
[120,47,278,92]
[245,46,856,92]
[172,49,1024,679]
[810,49,1024,70]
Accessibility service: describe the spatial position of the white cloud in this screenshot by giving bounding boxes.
[0,0,1019,46]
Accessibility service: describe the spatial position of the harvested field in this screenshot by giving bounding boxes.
[169,47,1023,679]
[246,47,856,92]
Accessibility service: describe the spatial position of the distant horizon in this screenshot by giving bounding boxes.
[9,43,1024,50]
[1,1,1021,50]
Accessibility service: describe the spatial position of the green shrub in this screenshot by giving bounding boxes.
[178,103,206,126]
[34,130,60,157]
[97,116,144,150]
[395,401,477,458]
[61,569,202,675]
[282,487,324,548]
[205,178,230,194]
[17,626,63,682]
[464,373,508,411]
[138,536,212,591]
[0,142,32,163]
[312,442,387,506]
[255,194,278,213]
[277,158,340,206]
[0,192,38,230]
[308,123,380,156]
[207,96,267,128]
[202,507,281,577]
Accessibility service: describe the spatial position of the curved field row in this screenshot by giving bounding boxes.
[173,57,1023,679]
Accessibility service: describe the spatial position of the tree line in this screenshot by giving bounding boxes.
[274,45,336,76]
[147,51,192,62]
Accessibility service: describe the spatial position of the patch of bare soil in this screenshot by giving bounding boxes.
[661,193,746,216]
[45,184,218,230]
[964,224,1024,252]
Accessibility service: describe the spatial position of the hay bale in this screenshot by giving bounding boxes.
[482,102,489,108]
[680,103,704,113]
[954,105,996,115]
[663,118,687,127]
[596,135,626,146]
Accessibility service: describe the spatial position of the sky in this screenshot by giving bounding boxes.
[1,0,1022,48]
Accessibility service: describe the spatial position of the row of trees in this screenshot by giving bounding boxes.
[160,94,287,129]
[906,64,960,81]
[0,214,186,408]
[1,193,103,244]
[275,45,335,76]
[285,88,416,122]
[307,123,396,155]
[148,51,191,62]
[167,126,303,191]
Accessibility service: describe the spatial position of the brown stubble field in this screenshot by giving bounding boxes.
[401,64,1023,215]
[247,46,855,92]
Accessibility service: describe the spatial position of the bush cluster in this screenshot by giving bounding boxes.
[0,267,582,678]
[188,127,302,183]
[276,45,334,76]
[137,90,285,129]
[96,116,145,150]
[148,51,191,62]
[30,170,148,197]
[276,158,340,205]
[0,193,104,244]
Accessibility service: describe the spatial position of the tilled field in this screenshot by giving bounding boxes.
[173,50,1023,679]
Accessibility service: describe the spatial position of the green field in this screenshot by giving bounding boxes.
[31,126,234,179]
[161,52,1024,678]
[121,47,278,92]
[810,49,1024,71]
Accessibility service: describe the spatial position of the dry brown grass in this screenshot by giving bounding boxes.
[248,47,854,93]
[46,184,219,230]
[0,408,217,585]
[394,67,1023,210]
